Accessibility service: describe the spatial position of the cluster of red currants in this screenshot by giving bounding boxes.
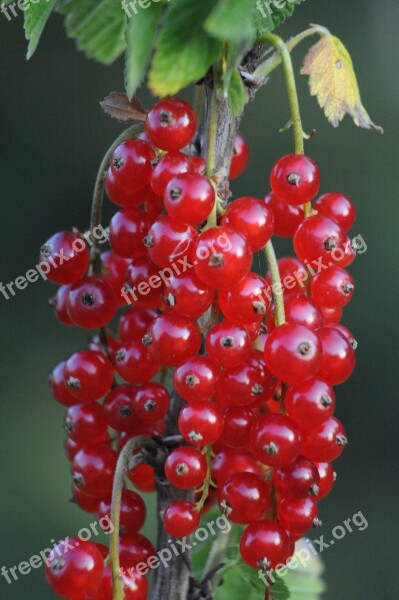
[42,96,357,598]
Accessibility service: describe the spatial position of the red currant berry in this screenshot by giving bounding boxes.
[163,501,200,537]
[45,539,104,599]
[98,490,146,535]
[270,154,320,206]
[50,360,79,407]
[119,533,155,568]
[240,520,288,570]
[320,304,342,324]
[72,444,118,498]
[222,196,274,251]
[311,267,355,308]
[105,167,153,208]
[39,231,90,285]
[174,356,219,403]
[219,272,271,325]
[278,496,320,536]
[65,438,82,461]
[317,327,356,385]
[285,378,335,430]
[229,133,249,179]
[165,446,207,490]
[151,151,192,197]
[193,226,252,290]
[162,271,214,319]
[206,321,251,369]
[67,277,117,329]
[111,139,155,192]
[144,190,164,220]
[314,192,356,233]
[178,401,224,446]
[314,462,335,500]
[294,215,346,265]
[119,308,158,343]
[101,251,131,304]
[144,215,197,268]
[109,208,152,259]
[273,456,320,499]
[211,449,262,485]
[265,256,310,295]
[144,314,201,367]
[125,256,165,307]
[264,191,304,237]
[64,403,108,445]
[103,385,136,432]
[164,173,215,226]
[217,359,270,408]
[52,285,73,325]
[301,416,347,462]
[267,294,324,332]
[128,463,156,493]
[132,382,170,422]
[188,156,206,175]
[71,486,101,514]
[64,350,114,403]
[219,407,254,449]
[326,324,357,349]
[218,472,270,523]
[146,98,197,152]
[114,342,159,384]
[84,565,149,600]
[265,323,322,385]
[252,414,301,467]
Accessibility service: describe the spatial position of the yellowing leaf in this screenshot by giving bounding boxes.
[301,34,383,132]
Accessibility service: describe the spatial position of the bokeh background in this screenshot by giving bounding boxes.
[1,0,398,598]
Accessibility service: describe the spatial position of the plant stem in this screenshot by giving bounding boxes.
[206,79,219,229]
[258,33,312,217]
[264,240,285,327]
[90,123,144,275]
[195,445,213,512]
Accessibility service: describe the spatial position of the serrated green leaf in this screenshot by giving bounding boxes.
[58,0,127,65]
[125,3,163,99]
[24,0,57,59]
[228,70,248,117]
[205,0,257,44]
[254,0,304,37]
[148,0,223,97]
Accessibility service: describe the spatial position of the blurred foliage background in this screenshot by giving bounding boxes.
[0,0,398,598]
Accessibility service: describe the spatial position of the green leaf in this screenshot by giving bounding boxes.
[148,0,223,97]
[58,0,127,65]
[254,0,304,37]
[205,0,257,44]
[228,70,248,117]
[24,0,57,59]
[125,3,163,99]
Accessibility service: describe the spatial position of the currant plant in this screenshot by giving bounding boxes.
[13,1,382,599]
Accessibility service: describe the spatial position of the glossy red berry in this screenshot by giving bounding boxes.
[278,496,320,536]
[144,215,197,268]
[270,154,320,206]
[71,486,101,514]
[326,324,357,349]
[64,350,114,403]
[219,407,254,449]
[67,277,117,329]
[173,356,219,403]
[128,463,156,493]
[98,490,146,535]
[45,539,104,599]
[144,314,201,367]
[103,385,136,431]
[105,167,153,208]
[162,271,214,319]
[229,133,249,179]
[206,321,251,369]
[273,456,320,499]
[101,251,131,303]
[119,533,155,568]
[72,444,117,498]
[39,231,90,285]
[84,565,149,600]
[317,327,356,385]
[294,215,346,265]
[109,208,152,259]
[221,196,274,251]
[217,358,271,408]
[132,382,170,422]
[264,323,322,385]
[265,256,310,295]
[219,272,271,325]
[64,403,108,445]
[164,173,215,226]
[314,192,356,233]
[252,414,301,468]
[52,285,73,325]
[111,139,155,192]
[311,267,355,308]
[301,416,348,462]
[178,401,224,446]
[267,294,324,332]
[119,308,158,343]
[50,360,79,407]
[151,151,192,197]
[240,520,288,570]
[114,342,159,384]
[218,472,270,523]
[193,226,252,290]
[285,378,336,430]
[320,304,343,324]
[165,446,207,490]
[264,191,304,237]
[146,98,197,151]
[211,449,262,486]
[125,256,165,307]
[163,501,200,537]
[314,462,335,500]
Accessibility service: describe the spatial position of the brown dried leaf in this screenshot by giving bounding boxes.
[100,92,147,122]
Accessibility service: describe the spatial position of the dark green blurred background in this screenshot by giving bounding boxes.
[1,1,398,598]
